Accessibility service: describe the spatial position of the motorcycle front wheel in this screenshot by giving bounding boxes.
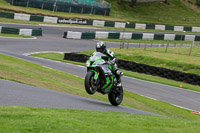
[84,71,98,95]
[108,86,123,106]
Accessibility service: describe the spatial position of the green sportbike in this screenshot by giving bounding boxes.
[84,52,123,106]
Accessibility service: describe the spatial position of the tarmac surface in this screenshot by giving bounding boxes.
[0,23,199,114]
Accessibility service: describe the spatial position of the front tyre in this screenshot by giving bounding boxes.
[84,71,97,95]
[108,86,123,106]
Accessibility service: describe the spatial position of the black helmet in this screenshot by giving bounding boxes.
[96,41,106,53]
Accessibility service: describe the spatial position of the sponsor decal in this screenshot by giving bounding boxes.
[58,18,88,25]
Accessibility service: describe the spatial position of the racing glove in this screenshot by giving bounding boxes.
[108,58,116,65]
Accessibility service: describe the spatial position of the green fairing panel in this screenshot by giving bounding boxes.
[102,76,113,90]
[106,76,113,90]
[89,70,98,80]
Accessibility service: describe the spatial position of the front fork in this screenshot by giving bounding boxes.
[89,70,99,85]
[89,69,113,93]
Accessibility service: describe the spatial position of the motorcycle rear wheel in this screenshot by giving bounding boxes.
[85,71,97,95]
[108,86,123,106]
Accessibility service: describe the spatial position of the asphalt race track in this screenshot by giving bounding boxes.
[0,23,200,114]
[0,79,159,115]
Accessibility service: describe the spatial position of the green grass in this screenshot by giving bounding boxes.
[0,106,200,133]
[1,16,200,35]
[0,0,117,21]
[100,26,200,34]
[0,33,31,38]
[0,0,200,26]
[1,53,200,132]
[1,0,200,34]
[79,47,200,75]
[108,0,200,26]
[1,53,200,120]
[0,17,40,25]
[30,52,200,92]
[96,38,200,45]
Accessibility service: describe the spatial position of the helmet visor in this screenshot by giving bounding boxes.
[96,47,102,52]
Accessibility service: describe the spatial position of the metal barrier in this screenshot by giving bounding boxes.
[63,31,200,41]
[0,26,42,36]
[1,11,200,33]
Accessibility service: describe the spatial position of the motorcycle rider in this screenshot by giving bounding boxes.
[96,41,123,87]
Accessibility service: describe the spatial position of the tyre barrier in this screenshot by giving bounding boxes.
[0,26,42,36]
[63,31,200,41]
[1,10,200,32]
[64,53,89,63]
[64,53,200,86]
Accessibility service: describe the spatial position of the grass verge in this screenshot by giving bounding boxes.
[0,106,200,133]
[79,47,200,75]
[30,52,200,92]
[0,33,31,38]
[96,38,200,45]
[0,0,200,26]
[1,17,200,34]
[0,53,200,120]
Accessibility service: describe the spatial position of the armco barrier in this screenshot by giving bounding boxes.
[64,53,200,86]
[32,28,42,36]
[1,10,200,33]
[0,11,14,19]
[1,27,19,34]
[14,13,30,21]
[0,26,42,36]
[30,15,44,22]
[64,53,89,63]
[64,31,200,41]
[81,32,95,39]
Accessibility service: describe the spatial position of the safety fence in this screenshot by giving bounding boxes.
[6,0,110,16]
[119,41,200,57]
[63,31,200,41]
[63,52,200,86]
[1,11,200,32]
[0,26,42,36]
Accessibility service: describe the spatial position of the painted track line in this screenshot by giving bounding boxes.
[0,36,37,39]
[124,76,200,94]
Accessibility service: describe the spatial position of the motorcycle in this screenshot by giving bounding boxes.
[84,52,123,106]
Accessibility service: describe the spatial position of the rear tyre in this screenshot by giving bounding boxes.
[108,86,123,106]
[84,71,97,95]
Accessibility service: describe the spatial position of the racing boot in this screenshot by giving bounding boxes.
[116,70,123,87]
[117,81,122,87]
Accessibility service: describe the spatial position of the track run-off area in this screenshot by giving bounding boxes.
[0,23,200,114]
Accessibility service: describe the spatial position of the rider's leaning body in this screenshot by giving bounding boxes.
[95,41,123,86]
